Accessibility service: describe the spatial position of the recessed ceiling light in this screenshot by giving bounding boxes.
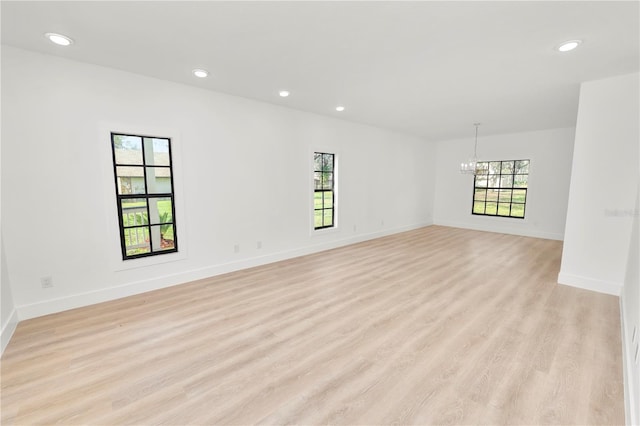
[557,40,582,52]
[45,32,73,46]
[336,106,345,112]
[193,69,209,78]
[279,90,290,97]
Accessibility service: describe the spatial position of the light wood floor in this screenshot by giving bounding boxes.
[1,226,624,425]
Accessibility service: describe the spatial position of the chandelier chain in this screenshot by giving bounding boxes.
[460,123,482,175]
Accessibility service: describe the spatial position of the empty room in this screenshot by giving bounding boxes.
[1,1,639,425]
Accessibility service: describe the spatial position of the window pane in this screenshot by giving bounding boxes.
[146,168,172,194]
[511,204,525,217]
[474,188,487,201]
[497,203,511,216]
[515,160,529,174]
[314,153,322,171]
[145,138,170,166]
[501,161,514,174]
[498,189,513,202]
[323,209,333,227]
[117,177,132,195]
[513,189,527,203]
[113,135,143,165]
[323,154,334,172]
[314,172,323,190]
[487,175,501,187]
[473,201,485,214]
[489,162,501,175]
[500,175,513,188]
[121,199,148,226]
[476,163,489,175]
[486,190,499,202]
[124,226,150,256]
[322,172,333,190]
[485,202,498,215]
[323,191,333,208]
[314,210,323,228]
[149,197,173,225]
[116,166,145,194]
[514,175,528,188]
[475,176,488,188]
[314,191,323,209]
[152,224,175,251]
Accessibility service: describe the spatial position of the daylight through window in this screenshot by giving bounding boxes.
[111,133,178,259]
[472,160,529,219]
[314,152,335,229]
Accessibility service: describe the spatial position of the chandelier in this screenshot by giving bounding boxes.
[460,123,481,175]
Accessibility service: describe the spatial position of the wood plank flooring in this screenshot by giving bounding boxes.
[1,226,624,425]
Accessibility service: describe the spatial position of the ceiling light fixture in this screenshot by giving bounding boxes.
[460,123,481,175]
[45,32,73,46]
[335,106,345,112]
[279,90,290,97]
[557,40,582,52]
[192,69,209,78]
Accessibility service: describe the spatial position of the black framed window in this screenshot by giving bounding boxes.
[472,159,529,219]
[111,133,178,259]
[314,152,335,229]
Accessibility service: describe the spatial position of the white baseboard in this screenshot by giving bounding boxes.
[1,308,19,356]
[557,272,623,296]
[621,291,639,426]
[433,219,564,241]
[17,221,433,321]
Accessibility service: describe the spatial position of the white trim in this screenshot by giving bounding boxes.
[98,123,189,271]
[621,291,639,426]
[433,219,564,241]
[311,225,340,237]
[309,148,339,235]
[17,221,433,321]
[1,308,19,356]
[557,272,622,296]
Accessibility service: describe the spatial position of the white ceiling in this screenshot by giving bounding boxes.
[2,1,638,141]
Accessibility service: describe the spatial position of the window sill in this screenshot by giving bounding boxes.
[311,225,339,236]
[113,249,187,271]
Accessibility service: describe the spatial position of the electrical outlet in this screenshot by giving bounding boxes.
[234,244,240,253]
[353,224,357,232]
[41,276,53,288]
[257,241,262,249]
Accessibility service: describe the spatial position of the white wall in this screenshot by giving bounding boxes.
[621,181,639,426]
[1,46,436,320]
[433,127,575,240]
[0,240,19,356]
[559,73,639,296]
[1,44,19,354]
[1,235,18,355]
